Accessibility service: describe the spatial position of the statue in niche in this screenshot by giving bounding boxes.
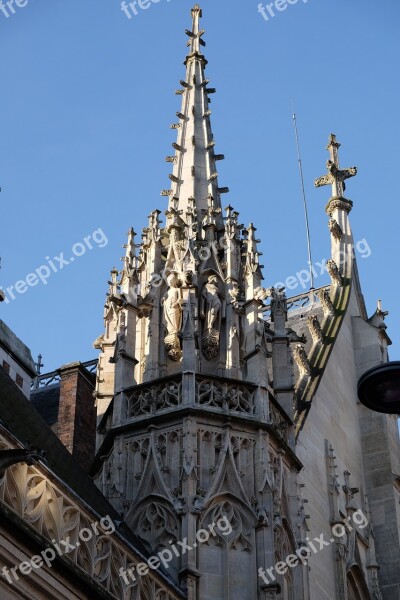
[200,275,223,360]
[162,272,183,361]
[201,275,222,330]
[164,273,182,333]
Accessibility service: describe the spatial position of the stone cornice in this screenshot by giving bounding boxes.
[91,402,302,476]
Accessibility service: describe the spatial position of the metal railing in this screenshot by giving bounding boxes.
[31,359,98,391]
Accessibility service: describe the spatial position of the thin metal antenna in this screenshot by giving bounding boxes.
[291,101,314,290]
[0,258,4,302]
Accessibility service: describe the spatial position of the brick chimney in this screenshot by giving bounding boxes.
[57,362,96,472]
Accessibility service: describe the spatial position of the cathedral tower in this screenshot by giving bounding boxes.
[92,5,398,600]
[93,6,307,599]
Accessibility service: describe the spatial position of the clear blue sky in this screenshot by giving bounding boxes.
[0,0,399,373]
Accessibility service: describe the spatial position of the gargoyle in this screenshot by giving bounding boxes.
[286,327,307,344]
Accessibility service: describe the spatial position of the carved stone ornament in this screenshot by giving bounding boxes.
[327,259,343,286]
[317,288,335,317]
[254,286,272,302]
[164,333,182,362]
[293,344,311,376]
[307,315,324,344]
[270,287,288,321]
[326,197,353,216]
[201,329,220,360]
[262,584,281,599]
[371,568,383,600]
[329,218,343,241]
[255,502,269,526]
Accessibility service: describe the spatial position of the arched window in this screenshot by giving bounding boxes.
[282,569,294,600]
[199,499,256,600]
[347,566,371,600]
[275,521,296,600]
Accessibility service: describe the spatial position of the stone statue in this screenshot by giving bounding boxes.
[201,275,222,332]
[200,275,222,360]
[162,272,183,361]
[163,273,182,335]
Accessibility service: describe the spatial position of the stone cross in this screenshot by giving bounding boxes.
[35,354,44,375]
[314,134,357,198]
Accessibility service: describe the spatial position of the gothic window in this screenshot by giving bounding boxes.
[347,566,371,600]
[166,430,181,492]
[199,500,256,600]
[133,500,180,581]
[282,570,294,600]
[275,521,296,600]
[232,437,255,497]
[127,437,150,498]
[199,430,224,489]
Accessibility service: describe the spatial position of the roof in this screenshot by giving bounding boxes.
[30,383,60,427]
[0,318,36,376]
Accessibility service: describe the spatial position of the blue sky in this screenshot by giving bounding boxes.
[0,0,399,373]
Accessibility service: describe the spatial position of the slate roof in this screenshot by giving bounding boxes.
[30,383,60,428]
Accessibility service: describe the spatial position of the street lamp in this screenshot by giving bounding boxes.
[357,362,400,414]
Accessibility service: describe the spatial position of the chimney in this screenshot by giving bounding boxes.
[57,362,96,472]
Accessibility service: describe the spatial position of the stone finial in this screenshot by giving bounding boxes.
[122,228,137,272]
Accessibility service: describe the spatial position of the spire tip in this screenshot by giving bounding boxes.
[191,4,202,18]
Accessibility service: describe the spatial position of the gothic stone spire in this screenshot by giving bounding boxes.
[162,5,227,229]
